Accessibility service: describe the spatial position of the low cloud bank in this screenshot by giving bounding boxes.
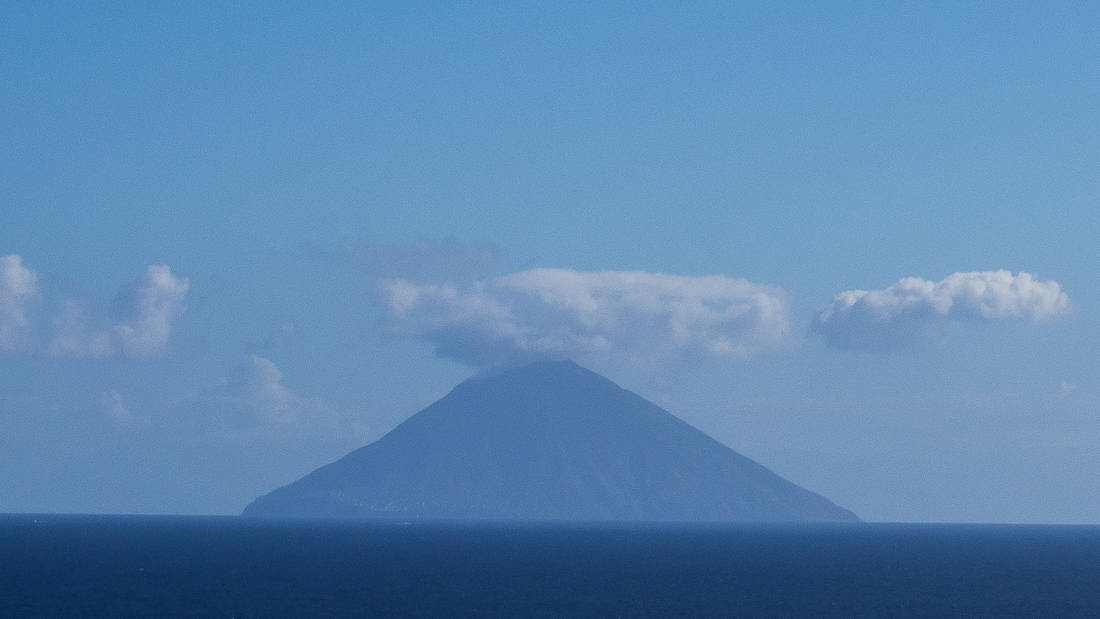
[813,270,1070,351]
[304,237,499,282]
[380,268,791,367]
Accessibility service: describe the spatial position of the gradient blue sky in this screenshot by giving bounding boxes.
[2,2,1098,522]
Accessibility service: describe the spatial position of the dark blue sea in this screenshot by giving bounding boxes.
[2,515,1099,617]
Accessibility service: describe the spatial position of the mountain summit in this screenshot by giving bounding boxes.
[243,360,858,522]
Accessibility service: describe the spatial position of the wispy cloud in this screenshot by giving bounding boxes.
[100,390,132,420]
[304,237,499,282]
[380,268,791,367]
[1059,381,1079,398]
[50,301,115,358]
[0,255,38,352]
[813,270,1071,352]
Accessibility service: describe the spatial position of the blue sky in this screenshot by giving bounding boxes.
[2,2,1098,522]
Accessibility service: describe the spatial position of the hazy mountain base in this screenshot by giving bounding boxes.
[244,360,857,522]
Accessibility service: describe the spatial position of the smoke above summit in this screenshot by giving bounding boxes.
[379,268,791,367]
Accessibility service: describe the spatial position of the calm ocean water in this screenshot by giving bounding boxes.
[2,515,1099,617]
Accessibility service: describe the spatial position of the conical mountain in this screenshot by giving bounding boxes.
[243,360,858,522]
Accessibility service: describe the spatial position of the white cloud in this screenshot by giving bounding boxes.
[239,355,334,426]
[380,268,791,367]
[813,270,1071,351]
[209,355,358,439]
[48,265,189,360]
[0,255,38,352]
[111,265,190,359]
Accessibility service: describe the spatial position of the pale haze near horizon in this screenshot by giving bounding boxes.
[2,3,1097,523]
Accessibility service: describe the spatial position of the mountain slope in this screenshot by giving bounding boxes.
[243,360,858,522]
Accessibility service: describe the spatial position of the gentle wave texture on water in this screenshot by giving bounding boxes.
[2,514,1099,617]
